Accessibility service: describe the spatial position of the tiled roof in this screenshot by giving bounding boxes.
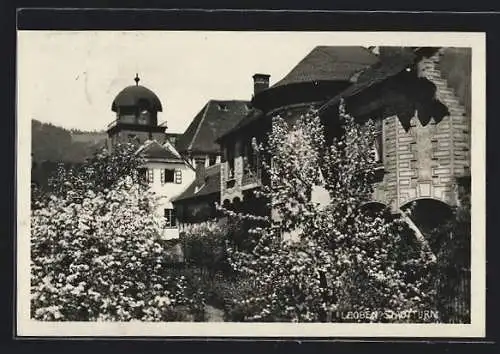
[272,46,379,88]
[176,100,250,155]
[218,48,419,141]
[215,107,264,143]
[137,140,183,160]
[172,164,221,202]
[318,48,418,113]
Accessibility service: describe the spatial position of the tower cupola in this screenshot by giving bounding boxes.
[107,75,166,147]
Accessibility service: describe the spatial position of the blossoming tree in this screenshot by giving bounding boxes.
[31,143,204,321]
[222,101,438,322]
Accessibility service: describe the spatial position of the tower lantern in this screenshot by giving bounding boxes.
[107,75,166,148]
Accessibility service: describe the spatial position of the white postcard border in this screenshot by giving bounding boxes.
[16,31,486,338]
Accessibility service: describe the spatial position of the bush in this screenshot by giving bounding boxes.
[180,220,233,273]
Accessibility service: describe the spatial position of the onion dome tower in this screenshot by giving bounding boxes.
[107,74,166,148]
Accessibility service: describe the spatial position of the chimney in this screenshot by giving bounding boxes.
[195,161,206,188]
[253,73,270,96]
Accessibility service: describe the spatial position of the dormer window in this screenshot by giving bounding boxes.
[218,103,228,112]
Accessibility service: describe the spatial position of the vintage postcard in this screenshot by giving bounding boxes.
[16,30,485,337]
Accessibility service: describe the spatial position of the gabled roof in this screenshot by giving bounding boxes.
[176,100,250,155]
[172,164,221,203]
[272,46,379,88]
[136,140,183,161]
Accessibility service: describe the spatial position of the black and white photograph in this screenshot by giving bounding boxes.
[16,30,485,337]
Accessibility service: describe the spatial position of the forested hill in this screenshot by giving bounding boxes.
[31,120,107,189]
[32,119,107,163]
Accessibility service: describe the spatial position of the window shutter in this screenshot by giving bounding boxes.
[175,169,182,184]
[172,209,177,227]
[161,169,165,184]
[164,208,171,227]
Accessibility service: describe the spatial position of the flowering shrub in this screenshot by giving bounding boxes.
[180,220,230,272]
[220,101,438,322]
[31,144,204,321]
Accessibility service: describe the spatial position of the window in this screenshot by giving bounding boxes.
[164,208,177,228]
[148,169,154,183]
[162,168,182,184]
[138,168,148,183]
[209,155,217,166]
[138,110,150,125]
[163,169,175,183]
[227,144,235,179]
[373,120,383,164]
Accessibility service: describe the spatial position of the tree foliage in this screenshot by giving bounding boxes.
[430,181,471,323]
[31,143,204,321]
[221,101,438,322]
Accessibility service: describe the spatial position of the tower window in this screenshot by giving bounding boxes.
[138,109,150,124]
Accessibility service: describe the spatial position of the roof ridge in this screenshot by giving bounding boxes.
[162,139,182,159]
[209,99,250,104]
[188,101,211,152]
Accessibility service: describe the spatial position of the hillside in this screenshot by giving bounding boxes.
[32,119,107,163]
[31,120,107,189]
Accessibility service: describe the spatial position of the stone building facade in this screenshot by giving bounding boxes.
[216,46,471,231]
[335,47,471,216]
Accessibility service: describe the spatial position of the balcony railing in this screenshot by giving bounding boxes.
[242,167,262,188]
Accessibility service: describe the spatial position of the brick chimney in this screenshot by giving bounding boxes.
[253,73,270,96]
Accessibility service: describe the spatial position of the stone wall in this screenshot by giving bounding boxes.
[375,48,471,210]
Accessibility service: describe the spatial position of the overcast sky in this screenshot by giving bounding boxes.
[18,31,358,134]
[17,31,478,134]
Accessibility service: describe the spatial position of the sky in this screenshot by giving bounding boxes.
[18,31,366,134]
[17,31,479,134]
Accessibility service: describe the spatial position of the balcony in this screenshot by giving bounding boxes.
[241,167,262,190]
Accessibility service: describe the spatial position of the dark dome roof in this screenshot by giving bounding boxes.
[111,85,163,112]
